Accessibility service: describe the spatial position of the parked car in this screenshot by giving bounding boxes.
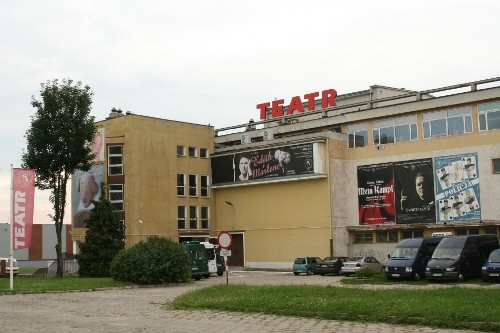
[341,256,384,276]
[482,248,500,282]
[314,256,349,276]
[0,257,19,275]
[293,257,322,275]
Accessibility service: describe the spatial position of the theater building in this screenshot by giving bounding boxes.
[71,77,500,269]
[71,110,215,251]
[212,77,500,268]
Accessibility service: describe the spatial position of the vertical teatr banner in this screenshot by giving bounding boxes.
[12,168,36,250]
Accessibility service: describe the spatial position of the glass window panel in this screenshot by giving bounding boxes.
[109,166,122,175]
[373,130,380,145]
[488,110,500,130]
[423,122,430,139]
[447,106,471,117]
[177,174,185,196]
[373,118,393,128]
[447,116,464,135]
[108,146,122,154]
[379,127,394,144]
[493,159,500,174]
[464,116,472,133]
[479,101,500,112]
[394,115,417,125]
[430,119,447,137]
[348,134,355,148]
[410,124,417,140]
[479,114,487,131]
[355,131,368,147]
[423,110,446,121]
[395,125,410,142]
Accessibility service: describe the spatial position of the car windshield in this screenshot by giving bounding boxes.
[431,248,461,260]
[488,251,500,263]
[294,258,306,264]
[390,246,418,259]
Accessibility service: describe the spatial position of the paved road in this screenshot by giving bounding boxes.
[0,270,486,333]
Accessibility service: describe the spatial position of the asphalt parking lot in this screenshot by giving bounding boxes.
[0,270,489,333]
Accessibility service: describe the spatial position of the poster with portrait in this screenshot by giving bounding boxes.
[72,164,105,228]
[234,143,314,182]
[357,163,395,225]
[394,158,435,224]
[434,153,480,222]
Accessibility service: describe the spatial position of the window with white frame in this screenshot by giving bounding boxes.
[189,206,198,229]
[478,101,500,131]
[108,145,123,175]
[200,148,209,158]
[348,123,368,148]
[201,206,209,229]
[188,147,197,157]
[177,206,186,229]
[395,115,418,143]
[423,106,472,139]
[177,173,185,196]
[373,118,395,145]
[176,145,185,157]
[200,175,209,197]
[189,174,197,196]
[109,184,124,211]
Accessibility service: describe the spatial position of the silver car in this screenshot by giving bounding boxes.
[341,256,384,276]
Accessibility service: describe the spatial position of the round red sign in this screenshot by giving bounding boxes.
[218,232,232,250]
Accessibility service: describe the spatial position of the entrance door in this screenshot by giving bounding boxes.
[226,233,244,267]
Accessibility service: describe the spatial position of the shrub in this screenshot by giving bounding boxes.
[110,236,191,284]
[355,267,378,279]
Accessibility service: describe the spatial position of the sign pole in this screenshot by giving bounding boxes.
[217,232,233,286]
[9,164,14,290]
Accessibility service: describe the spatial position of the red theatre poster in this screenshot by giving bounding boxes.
[12,168,36,250]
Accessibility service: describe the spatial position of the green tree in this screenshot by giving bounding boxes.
[77,185,125,277]
[22,79,96,277]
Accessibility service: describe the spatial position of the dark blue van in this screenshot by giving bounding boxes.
[385,237,443,280]
[426,235,499,282]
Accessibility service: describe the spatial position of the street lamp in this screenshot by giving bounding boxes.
[225,201,235,230]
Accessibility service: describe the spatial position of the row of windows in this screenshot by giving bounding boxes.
[353,228,499,243]
[177,206,210,230]
[177,174,210,197]
[348,102,500,148]
[177,145,209,158]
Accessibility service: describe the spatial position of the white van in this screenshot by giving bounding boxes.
[0,257,19,275]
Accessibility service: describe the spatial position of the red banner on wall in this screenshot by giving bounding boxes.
[12,168,36,250]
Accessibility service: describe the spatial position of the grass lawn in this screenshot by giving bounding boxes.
[171,283,500,332]
[0,276,126,293]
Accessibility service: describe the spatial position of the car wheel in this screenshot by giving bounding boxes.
[413,272,422,280]
[217,272,223,276]
[457,272,464,282]
[482,277,489,282]
[194,275,201,281]
[293,272,299,276]
[320,273,325,276]
[306,269,312,275]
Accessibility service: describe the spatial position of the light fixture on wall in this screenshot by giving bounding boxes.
[225,201,235,230]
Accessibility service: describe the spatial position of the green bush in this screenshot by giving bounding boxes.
[110,236,191,284]
[355,267,378,279]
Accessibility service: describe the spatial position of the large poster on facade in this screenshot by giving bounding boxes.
[394,158,435,224]
[357,163,395,224]
[73,164,105,228]
[434,153,480,222]
[211,143,315,184]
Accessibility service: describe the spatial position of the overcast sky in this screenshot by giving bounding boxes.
[1,0,499,225]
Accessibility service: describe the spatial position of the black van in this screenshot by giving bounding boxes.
[425,235,499,282]
[385,237,443,280]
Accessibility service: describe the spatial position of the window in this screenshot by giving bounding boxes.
[108,145,123,175]
[348,123,368,148]
[200,148,209,158]
[479,101,500,131]
[200,175,209,197]
[109,184,124,211]
[201,207,209,229]
[188,147,197,157]
[493,159,500,174]
[402,230,424,239]
[456,228,480,236]
[373,119,395,145]
[177,174,185,196]
[189,174,197,196]
[354,233,373,243]
[177,206,186,229]
[177,145,185,156]
[189,206,198,229]
[394,115,417,143]
[485,227,499,237]
[376,231,398,242]
[423,106,472,139]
